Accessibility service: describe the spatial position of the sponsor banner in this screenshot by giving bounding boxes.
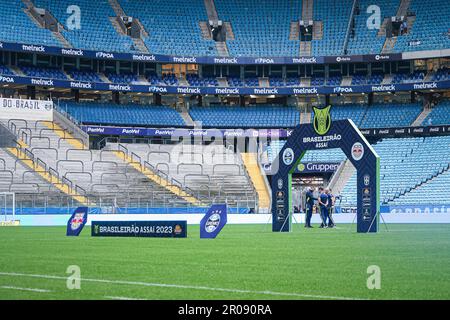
[386,205,450,214]
[200,204,227,239]
[263,162,340,174]
[91,220,187,238]
[363,53,403,62]
[81,125,293,138]
[1,73,450,95]
[324,55,365,63]
[0,220,20,226]
[361,125,450,137]
[81,124,450,139]
[0,97,53,121]
[0,41,447,65]
[295,162,340,173]
[66,207,88,236]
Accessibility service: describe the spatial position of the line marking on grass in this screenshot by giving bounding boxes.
[0,271,365,300]
[0,285,52,293]
[104,296,147,300]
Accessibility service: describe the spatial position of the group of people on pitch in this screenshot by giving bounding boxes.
[304,187,336,228]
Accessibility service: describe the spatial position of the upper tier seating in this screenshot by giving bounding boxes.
[34,0,137,53]
[0,0,60,47]
[346,0,399,55]
[393,0,450,52]
[60,101,186,127]
[214,0,302,57]
[0,1,448,57]
[119,0,216,56]
[312,0,353,56]
[189,105,300,128]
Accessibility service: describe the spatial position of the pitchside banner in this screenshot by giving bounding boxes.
[200,204,227,239]
[91,221,187,238]
[66,207,88,236]
[0,98,53,121]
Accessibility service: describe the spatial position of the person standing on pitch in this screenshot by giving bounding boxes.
[318,187,329,228]
[304,187,316,228]
[327,188,335,228]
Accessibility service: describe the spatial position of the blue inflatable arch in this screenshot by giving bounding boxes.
[271,107,380,233]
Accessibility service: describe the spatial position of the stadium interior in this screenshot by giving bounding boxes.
[0,0,449,218]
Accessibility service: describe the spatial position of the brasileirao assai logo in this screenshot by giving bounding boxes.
[312,105,332,135]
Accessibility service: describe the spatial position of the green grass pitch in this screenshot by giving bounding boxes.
[0,224,449,300]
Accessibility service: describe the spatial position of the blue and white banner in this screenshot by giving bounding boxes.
[66,207,88,236]
[80,125,294,137]
[0,41,409,65]
[91,220,187,238]
[200,204,227,239]
[80,124,450,139]
[1,73,449,96]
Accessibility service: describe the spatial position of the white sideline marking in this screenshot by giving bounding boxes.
[104,296,146,300]
[0,285,52,293]
[0,272,364,300]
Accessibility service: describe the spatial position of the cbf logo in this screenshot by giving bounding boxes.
[282,148,294,165]
[205,212,221,233]
[277,178,283,189]
[174,224,183,235]
[364,175,370,186]
[313,105,332,135]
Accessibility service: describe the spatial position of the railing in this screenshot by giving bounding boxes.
[9,131,86,200]
[343,0,358,55]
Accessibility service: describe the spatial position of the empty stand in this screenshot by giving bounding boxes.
[60,102,186,127]
[190,105,300,128]
[214,0,302,56]
[33,0,137,52]
[118,0,216,56]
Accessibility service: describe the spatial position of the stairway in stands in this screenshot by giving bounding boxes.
[300,0,314,56]
[204,0,231,56]
[381,0,415,53]
[327,159,355,196]
[241,153,271,213]
[108,0,149,53]
[22,0,72,48]
[412,105,432,126]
